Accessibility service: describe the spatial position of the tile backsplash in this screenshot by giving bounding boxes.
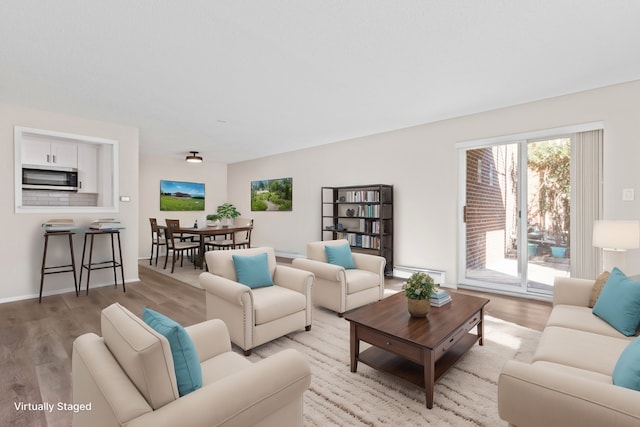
[23,190,98,207]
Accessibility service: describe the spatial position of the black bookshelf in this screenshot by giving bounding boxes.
[321,184,393,276]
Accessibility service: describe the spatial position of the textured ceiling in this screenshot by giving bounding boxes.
[1,1,640,163]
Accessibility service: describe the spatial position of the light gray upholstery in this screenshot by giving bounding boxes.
[200,247,314,355]
[292,239,385,315]
[72,302,311,427]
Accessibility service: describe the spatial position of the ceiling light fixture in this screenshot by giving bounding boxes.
[185,151,203,163]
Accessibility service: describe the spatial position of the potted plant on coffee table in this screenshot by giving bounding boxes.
[402,272,436,317]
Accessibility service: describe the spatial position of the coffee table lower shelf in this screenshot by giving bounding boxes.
[357,333,479,396]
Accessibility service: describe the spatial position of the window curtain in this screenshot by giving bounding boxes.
[571,129,603,279]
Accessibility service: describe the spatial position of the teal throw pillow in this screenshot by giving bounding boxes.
[143,308,202,396]
[232,252,274,289]
[613,336,640,391]
[592,267,640,336]
[325,244,356,269]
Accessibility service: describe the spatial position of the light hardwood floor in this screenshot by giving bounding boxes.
[0,264,551,427]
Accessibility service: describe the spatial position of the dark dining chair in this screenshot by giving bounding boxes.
[164,219,200,273]
[148,218,166,265]
[205,218,253,250]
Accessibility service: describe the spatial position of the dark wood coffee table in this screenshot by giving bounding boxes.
[345,291,489,409]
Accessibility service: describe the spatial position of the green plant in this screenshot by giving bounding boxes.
[528,139,570,246]
[216,202,241,219]
[402,272,436,300]
[206,213,221,221]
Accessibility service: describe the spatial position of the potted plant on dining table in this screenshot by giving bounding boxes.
[402,272,436,317]
[211,202,241,227]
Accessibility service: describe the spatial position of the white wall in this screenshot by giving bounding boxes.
[0,103,139,302]
[138,155,228,261]
[227,80,640,283]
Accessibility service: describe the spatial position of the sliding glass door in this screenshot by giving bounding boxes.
[459,138,571,295]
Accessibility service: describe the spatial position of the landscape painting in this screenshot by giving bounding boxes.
[251,177,293,211]
[160,180,205,211]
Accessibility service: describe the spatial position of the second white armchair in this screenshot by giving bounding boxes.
[292,239,386,316]
[200,247,314,355]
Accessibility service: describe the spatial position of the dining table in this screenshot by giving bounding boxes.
[160,224,253,268]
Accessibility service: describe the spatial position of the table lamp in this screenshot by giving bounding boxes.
[592,220,640,272]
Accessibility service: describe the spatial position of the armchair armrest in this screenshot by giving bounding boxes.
[352,253,386,275]
[499,360,640,427]
[199,272,251,305]
[292,258,344,282]
[184,319,232,363]
[273,265,314,294]
[126,349,311,427]
[553,277,595,307]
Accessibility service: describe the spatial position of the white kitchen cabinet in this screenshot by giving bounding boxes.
[22,139,78,168]
[77,144,98,193]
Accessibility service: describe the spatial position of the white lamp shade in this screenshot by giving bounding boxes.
[592,220,640,249]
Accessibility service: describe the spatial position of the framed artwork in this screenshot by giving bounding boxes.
[160,180,205,211]
[251,177,292,211]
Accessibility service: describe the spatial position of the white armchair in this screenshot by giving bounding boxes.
[200,247,314,355]
[72,303,311,427]
[292,239,385,316]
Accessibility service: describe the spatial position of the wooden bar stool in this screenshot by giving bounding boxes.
[79,229,125,294]
[39,231,79,303]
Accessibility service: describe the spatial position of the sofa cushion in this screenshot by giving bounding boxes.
[546,304,632,339]
[143,308,203,396]
[533,360,613,385]
[325,243,356,269]
[101,303,178,409]
[613,336,640,391]
[200,351,252,385]
[344,269,380,294]
[592,268,640,336]
[252,286,307,325]
[588,270,610,308]
[232,253,274,289]
[532,326,630,376]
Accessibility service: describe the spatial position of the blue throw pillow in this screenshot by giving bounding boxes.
[143,308,202,396]
[232,252,274,289]
[613,336,640,391]
[592,267,640,336]
[325,244,356,269]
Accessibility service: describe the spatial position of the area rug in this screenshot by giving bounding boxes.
[243,307,540,427]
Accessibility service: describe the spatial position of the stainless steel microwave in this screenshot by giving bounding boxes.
[22,166,79,191]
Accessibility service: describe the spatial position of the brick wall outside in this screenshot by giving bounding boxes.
[465,146,518,270]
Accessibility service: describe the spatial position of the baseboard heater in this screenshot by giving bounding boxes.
[393,265,447,287]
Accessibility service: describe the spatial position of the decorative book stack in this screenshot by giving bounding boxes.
[430,288,452,307]
[42,219,77,232]
[90,219,125,230]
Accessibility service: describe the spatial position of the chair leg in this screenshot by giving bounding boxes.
[149,243,154,265]
[171,251,177,273]
[163,249,169,269]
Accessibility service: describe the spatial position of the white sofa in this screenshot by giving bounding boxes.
[498,277,640,427]
[72,303,311,427]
